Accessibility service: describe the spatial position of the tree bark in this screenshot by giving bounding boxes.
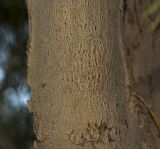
[124,0,160,148]
[26,0,141,148]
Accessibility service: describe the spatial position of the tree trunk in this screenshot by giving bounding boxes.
[26,0,141,148]
[124,0,160,148]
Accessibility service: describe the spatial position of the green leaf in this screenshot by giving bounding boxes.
[151,15,160,29]
[143,0,160,18]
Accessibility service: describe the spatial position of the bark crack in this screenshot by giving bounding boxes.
[68,122,121,146]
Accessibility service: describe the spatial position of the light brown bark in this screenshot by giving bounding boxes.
[26,0,142,148]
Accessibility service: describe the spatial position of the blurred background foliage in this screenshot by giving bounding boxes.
[144,0,160,29]
[0,0,34,149]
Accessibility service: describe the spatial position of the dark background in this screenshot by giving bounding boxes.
[0,0,34,149]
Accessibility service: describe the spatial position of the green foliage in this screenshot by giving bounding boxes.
[143,0,160,29]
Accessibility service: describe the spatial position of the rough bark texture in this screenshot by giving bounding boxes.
[124,0,160,148]
[26,0,142,149]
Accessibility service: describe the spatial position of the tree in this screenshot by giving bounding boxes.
[124,0,160,148]
[26,0,142,148]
